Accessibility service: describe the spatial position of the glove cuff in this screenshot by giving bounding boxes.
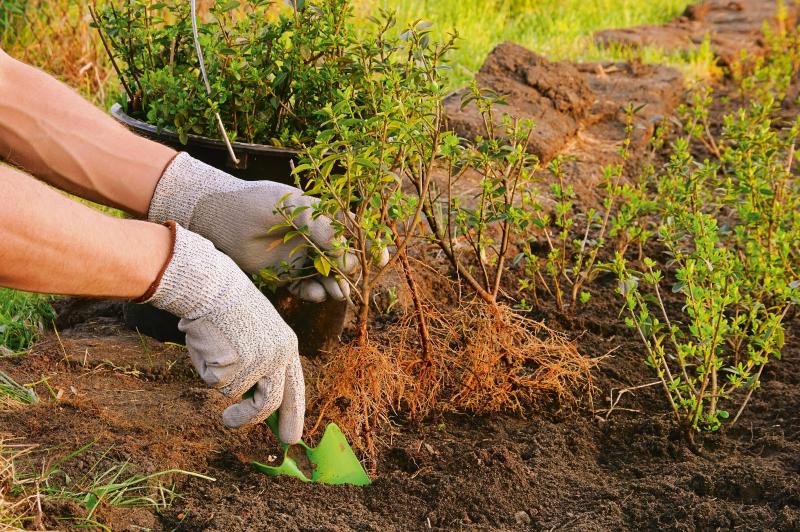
[140,223,244,320]
[134,221,178,303]
[147,152,241,227]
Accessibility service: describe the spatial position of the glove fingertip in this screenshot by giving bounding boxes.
[279,421,303,445]
[298,280,327,303]
[222,402,251,428]
[279,358,306,445]
[338,252,360,275]
[338,278,351,300]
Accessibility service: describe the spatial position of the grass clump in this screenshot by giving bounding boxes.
[0,439,214,529]
[0,0,114,106]
[0,371,37,408]
[0,289,54,353]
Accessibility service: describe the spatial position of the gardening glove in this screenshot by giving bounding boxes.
[148,152,390,303]
[139,222,305,444]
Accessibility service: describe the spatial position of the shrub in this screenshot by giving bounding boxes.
[93,0,359,146]
[613,90,800,436]
[277,13,456,342]
[425,86,539,309]
[517,104,640,311]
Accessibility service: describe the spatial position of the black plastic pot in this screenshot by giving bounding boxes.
[111,104,346,357]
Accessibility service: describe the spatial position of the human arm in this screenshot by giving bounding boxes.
[0,48,175,217]
[0,165,304,442]
[0,49,386,301]
[0,163,170,297]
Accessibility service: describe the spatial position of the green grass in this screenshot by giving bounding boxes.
[362,0,714,86]
[0,288,54,353]
[0,370,37,407]
[1,440,215,529]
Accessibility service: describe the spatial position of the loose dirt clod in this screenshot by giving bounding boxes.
[444,42,685,206]
[445,42,594,163]
[595,0,798,66]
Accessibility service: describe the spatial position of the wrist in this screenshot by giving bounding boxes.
[141,223,248,320]
[135,221,177,302]
[147,152,240,227]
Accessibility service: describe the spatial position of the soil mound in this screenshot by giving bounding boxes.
[444,42,594,163]
[595,0,798,66]
[444,44,684,205]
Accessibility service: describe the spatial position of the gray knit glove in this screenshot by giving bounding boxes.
[141,222,305,443]
[148,152,387,303]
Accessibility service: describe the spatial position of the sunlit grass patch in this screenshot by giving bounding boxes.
[0,439,215,529]
[0,289,54,353]
[359,0,705,87]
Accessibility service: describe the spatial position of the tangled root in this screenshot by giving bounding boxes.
[445,303,595,414]
[309,301,597,467]
[308,342,410,468]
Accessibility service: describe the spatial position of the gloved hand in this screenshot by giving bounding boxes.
[140,222,305,443]
[148,152,388,303]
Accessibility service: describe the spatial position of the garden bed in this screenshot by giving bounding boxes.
[1,264,798,529]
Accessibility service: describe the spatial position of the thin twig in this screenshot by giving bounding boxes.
[189,0,239,165]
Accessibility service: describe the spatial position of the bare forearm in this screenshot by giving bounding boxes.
[0,50,175,217]
[0,165,171,298]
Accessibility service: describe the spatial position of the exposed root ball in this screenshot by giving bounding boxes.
[309,302,597,466]
[309,343,411,468]
[446,303,595,414]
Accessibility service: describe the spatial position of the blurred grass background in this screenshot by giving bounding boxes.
[1,0,710,106]
[0,0,708,350]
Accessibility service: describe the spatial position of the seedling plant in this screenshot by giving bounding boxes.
[517,103,639,311]
[613,81,800,437]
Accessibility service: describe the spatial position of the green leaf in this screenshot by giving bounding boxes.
[217,0,240,11]
[314,255,332,276]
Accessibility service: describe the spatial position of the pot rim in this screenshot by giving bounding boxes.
[109,102,300,157]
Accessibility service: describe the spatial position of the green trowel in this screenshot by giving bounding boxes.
[250,410,371,487]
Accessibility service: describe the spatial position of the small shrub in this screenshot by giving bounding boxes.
[517,103,639,311]
[281,14,456,342]
[93,0,365,146]
[613,93,800,435]
[425,85,539,309]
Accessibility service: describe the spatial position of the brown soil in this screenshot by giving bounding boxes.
[444,42,594,164]
[443,42,684,205]
[595,0,798,66]
[2,273,798,530]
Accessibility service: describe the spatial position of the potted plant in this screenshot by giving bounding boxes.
[92,0,360,354]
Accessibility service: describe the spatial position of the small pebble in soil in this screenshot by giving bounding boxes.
[514,510,531,526]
